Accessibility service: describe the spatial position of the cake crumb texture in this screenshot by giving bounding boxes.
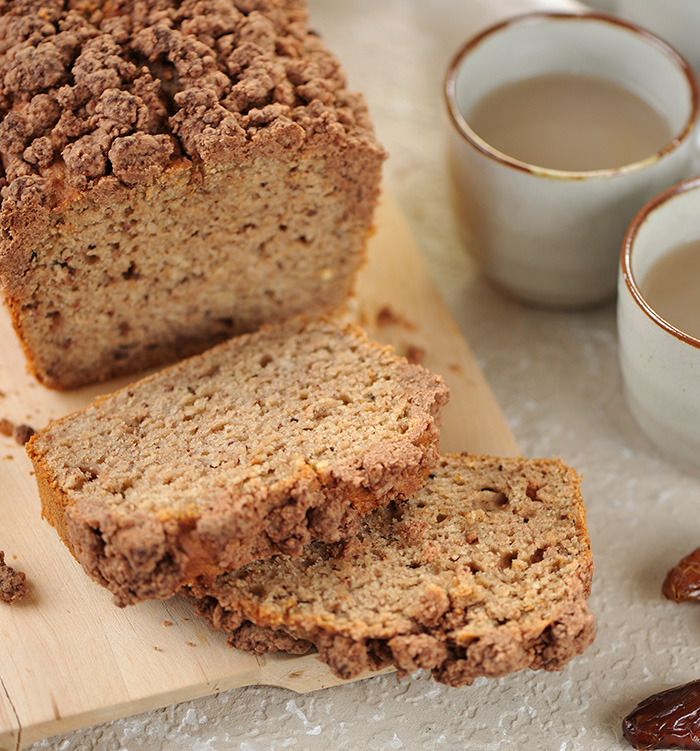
[26,317,448,606]
[0,0,385,388]
[188,454,595,687]
[0,550,28,603]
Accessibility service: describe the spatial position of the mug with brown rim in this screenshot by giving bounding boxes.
[445,12,699,308]
[618,176,700,468]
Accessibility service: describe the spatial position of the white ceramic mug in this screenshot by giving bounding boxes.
[618,176,700,468]
[617,0,700,80]
[445,12,699,308]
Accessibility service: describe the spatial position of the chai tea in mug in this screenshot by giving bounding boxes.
[641,238,700,340]
[466,72,672,171]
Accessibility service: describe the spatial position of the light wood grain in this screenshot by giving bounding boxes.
[0,192,517,751]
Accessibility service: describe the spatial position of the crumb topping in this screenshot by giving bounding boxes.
[0,550,28,603]
[0,0,375,205]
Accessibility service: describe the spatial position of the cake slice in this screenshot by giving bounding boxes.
[26,317,449,607]
[187,454,595,687]
[0,0,385,389]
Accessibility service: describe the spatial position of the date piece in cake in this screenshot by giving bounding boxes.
[188,454,595,687]
[26,317,449,607]
[0,0,385,389]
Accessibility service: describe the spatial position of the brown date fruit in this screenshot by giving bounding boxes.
[623,680,700,749]
[663,547,700,603]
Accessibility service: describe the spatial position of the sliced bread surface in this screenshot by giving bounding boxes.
[26,317,448,606]
[187,454,595,687]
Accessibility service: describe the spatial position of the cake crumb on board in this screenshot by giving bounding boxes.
[0,550,28,604]
[1,416,36,445]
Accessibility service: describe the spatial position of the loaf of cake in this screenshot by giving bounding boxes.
[26,317,449,606]
[0,0,385,389]
[187,454,595,686]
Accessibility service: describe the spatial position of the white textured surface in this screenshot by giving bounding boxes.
[29,1,700,749]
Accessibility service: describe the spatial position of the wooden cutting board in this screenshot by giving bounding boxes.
[0,192,518,751]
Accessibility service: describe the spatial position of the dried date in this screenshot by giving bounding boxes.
[623,680,700,749]
[663,548,700,603]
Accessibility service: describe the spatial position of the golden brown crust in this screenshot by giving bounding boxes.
[187,454,595,687]
[26,317,449,606]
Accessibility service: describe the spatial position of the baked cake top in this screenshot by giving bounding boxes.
[0,0,380,210]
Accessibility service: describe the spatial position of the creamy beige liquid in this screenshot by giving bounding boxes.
[467,73,672,171]
[642,238,700,339]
